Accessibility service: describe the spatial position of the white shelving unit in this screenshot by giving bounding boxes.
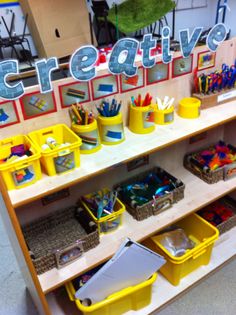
[0,38,236,315]
[45,226,236,315]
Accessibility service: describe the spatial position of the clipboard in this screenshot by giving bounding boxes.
[75,238,166,304]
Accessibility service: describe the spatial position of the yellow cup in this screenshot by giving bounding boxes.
[129,105,155,134]
[71,120,101,154]
[97,112,125,145]
[153,105,174,125]
[178,97,201,119]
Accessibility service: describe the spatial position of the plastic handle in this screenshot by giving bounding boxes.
[58,149,71,156]
[192,248,207,260]
[1,139,14,146]
[14,162,30,170]
[42,130,53,136]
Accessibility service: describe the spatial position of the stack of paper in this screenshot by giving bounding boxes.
[75,238,166,304]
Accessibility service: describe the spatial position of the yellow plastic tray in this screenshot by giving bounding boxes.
[28,124,82,176]
[143,213,219,285]
[0,135,42,190]
[65,272,157,315]
[81,188,125,234]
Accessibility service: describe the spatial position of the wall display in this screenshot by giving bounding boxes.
[146,62,169,85]
[0,100,20,128]
[176,0,207,10]
[172,55,193,78]
[59,81,91,108]
[120,67,145,93]
[91,74,119,100]
[197,50,216,71]
[19,91,57,120]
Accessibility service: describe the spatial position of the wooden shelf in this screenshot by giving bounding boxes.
[46,227,236,315]
[39,166,236,294]
[8,102,236,207]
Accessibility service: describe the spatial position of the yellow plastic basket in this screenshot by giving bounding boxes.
[65,272,157,315]
[143,213,219,286]
[0,135,42,190]
[81,188,125,235]
[28,124,82,176]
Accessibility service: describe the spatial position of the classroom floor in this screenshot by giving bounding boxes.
[0,217,235,315]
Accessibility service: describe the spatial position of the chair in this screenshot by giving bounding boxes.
[91,0,115,46]
[1,13,33,65]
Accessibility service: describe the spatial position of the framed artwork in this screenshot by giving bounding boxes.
[20,91,57,120]
[0,100,20,128]
[120,66,145,93]
[59,81,91,108]
[172,54,193,78]
[91,74,119,100]
[197,50,216,71]
[146,62,169,85]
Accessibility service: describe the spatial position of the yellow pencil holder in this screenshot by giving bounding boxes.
[153,105,174,125]
[178,97,201,119]
[71,120,101,154]
[97,113,125,145]
[129,105,155,134]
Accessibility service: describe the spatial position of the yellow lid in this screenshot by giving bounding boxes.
[179,97,201,108]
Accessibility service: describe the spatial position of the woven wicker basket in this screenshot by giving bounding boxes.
[23,206,99,275]
[116,167,185,221]
[183,143,236,184]
[212,197,236,234]
[183,154,223,184]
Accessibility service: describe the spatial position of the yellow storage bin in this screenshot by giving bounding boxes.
[65,272,157,315]
[81,188,125,234]
[97,113,125,145]
[28,124,82,176]
[129,104,155,134]
[0,135,42,190]
[71,120,101,154]
[153,105,174,125]
[143,213,219,286]
[178,97,201,119]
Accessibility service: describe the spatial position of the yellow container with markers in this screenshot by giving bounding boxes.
[129,104,155,134]
[71,120,101,154]
[153,105,174,125]
[28,124,82,176]
[0,135,42,190]
[97,113,125,145]
[178,97,201,119]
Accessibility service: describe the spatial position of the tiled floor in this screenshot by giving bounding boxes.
[0,217,235,315]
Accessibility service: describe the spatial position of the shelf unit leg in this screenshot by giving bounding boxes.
[0,176,51,315]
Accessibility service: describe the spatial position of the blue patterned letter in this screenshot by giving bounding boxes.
[162,27,173,64]
[207,23,227,51]
[108,38,138,76]
[70,46,98,81]
[35,57,58,93]
[140,34,156,68]
[180,27,203,58]
[0,60,24,100]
